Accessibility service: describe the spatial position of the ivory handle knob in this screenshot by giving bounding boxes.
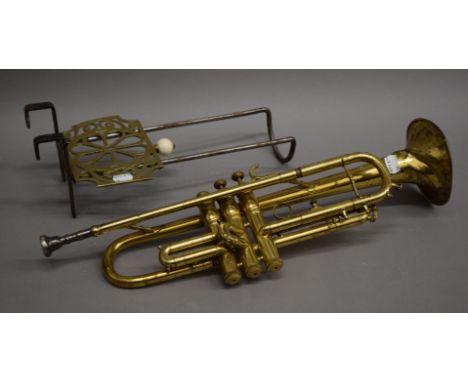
[157,138,175,155]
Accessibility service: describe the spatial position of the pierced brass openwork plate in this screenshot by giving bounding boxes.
[65,116,163,187]
[25,102,296,217]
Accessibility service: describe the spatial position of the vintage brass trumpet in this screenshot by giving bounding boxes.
[40,118,452,288]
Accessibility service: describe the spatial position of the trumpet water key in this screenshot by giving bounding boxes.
[25,103,296,217]
[39,118,452,288]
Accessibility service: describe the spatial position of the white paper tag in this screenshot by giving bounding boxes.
[112,173,134,183]
[384,155,401,174]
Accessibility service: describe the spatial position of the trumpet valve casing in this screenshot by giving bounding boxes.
[198,191,243,285]
[38,118,453,289]
[219,252,242,285]
[239,192,284,272]
[219,197,262,279]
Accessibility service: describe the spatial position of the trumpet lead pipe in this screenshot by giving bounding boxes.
[41,215,203,257]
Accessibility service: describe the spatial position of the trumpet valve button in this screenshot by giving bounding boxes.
[214,179,227,189]
[156,138,175,155]
[231,170,245,183]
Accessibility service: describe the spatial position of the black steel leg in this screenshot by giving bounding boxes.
[55,141,67,182]
[59,140,77,218]
[24,102,66,180]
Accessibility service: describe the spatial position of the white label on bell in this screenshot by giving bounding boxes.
[112,173,134,183]
[384,155,401,174]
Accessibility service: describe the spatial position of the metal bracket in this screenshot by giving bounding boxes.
[25,102,59,132]
[25,103,77,217]
[25,102,67,181]
[151,107,296,164]
[25,102,296,218]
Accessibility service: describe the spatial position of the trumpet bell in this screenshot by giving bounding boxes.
[405,118,453,205]
[37,117,454,289]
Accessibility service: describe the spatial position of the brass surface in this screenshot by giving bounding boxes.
[41,118,453,288]
[65,116,163,187]
[26,104,297,217]
[405,118,452,205]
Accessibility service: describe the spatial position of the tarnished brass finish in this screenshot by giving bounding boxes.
[405,118,452,205]
[258,119,452,210]
[25,103,297,217]
[39,118,452,288]
[65,116,164,187]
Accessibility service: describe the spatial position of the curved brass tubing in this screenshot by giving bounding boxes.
[258,118,452,209]
[102,216,212,288]
[40,118,453,288]
[159,232,221,270]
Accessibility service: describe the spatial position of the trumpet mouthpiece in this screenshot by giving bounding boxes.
[40,229,94,257]
[40,235,62,257]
